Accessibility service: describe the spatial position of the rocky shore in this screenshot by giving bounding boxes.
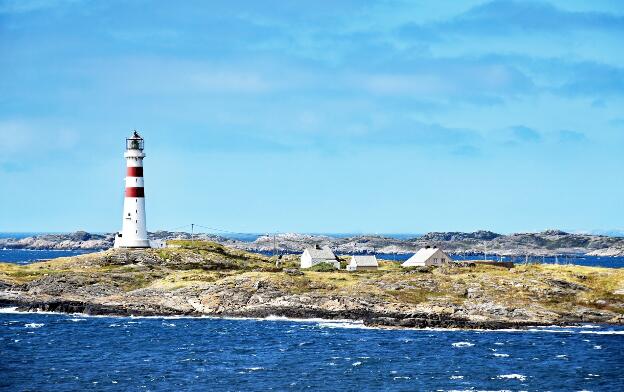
[1,241,623,329]
[0,231,113,250]
[3,229,624,256]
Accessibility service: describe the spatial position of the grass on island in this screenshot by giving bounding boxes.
[1,240,623,315]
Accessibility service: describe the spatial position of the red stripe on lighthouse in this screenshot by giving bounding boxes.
[127,167,143,177]
[125,187,145,197]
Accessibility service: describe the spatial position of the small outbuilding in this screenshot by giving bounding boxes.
[300,245,339,269]
[402,246,451,267]
[346,255,378,271]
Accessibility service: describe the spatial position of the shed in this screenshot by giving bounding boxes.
[402,247,451,267]
[346,255,378,271]
[300,245,339,269]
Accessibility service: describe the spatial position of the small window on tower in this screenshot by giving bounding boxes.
[127,213,130,217]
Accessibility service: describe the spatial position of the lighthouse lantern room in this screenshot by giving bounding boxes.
[114,131,151,248]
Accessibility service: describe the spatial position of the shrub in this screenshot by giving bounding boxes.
[309,262,338,272]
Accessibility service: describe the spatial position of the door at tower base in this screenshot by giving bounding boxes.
[113,131,152,249]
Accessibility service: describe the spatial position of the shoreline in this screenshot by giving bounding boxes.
[0,297,606,331]
[2,304,622,334]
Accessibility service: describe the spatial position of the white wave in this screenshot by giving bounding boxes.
[245,367,263,371]
[317,321,371,329]
[452,342,474,348]
[352,361,362,366]
[2,306,623,335]
[162,322,176,327]
[497,374,527,381]
[393,376,410,380]
[69,318,86,322]
[449,375,464,379]
[580,330,624,335]
[525,328,575,333]
[24,323,44,328]
[264,315,372,329]
[556,354,567,359]
[493,353,510,357]
[594,345,602,349]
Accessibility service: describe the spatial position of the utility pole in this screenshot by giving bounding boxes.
[191,223,195,247]
[273,233,277,257]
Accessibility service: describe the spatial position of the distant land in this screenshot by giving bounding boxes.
[1,230,624,257]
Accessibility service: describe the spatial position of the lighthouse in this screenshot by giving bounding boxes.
[114,131,150,248]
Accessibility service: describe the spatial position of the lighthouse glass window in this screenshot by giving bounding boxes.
[126,138,144,150]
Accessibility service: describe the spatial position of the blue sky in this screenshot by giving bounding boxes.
[1,0,623,234]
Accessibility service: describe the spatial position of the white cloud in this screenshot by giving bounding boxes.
[0,120,80,158]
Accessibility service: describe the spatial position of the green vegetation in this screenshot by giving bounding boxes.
[308,262,339,272]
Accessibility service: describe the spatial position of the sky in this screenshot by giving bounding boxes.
[0,0,623,235]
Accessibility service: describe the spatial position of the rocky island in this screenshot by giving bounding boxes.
[3,229,624,256]
[1,241,623,329]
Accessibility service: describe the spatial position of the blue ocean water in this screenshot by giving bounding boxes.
[378,253,624,268]
[0,310,622,391]
[3,248,624,268]
[0,249,98,265]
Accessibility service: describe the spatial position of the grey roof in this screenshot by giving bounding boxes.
[305,245,336,260]
[350,255,378,267]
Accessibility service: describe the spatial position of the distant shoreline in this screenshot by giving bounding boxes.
[3,229,624,258]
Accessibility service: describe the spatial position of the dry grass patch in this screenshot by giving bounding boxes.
[149,270,222,290]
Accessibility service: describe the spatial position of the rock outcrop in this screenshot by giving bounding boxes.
[0,231,113,250]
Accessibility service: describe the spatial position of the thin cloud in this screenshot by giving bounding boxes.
[508,126,541,144]
[556,62,624,97]
[558,130,587,143]
[444,0,624,35]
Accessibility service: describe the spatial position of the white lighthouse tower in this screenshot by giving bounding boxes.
[114,131,151,248]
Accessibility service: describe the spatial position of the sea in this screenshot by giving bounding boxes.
[1,309,623,391]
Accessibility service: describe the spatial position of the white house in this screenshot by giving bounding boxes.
[402,246,451,267]
[300,245,339,269]
[346,255,378,271]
